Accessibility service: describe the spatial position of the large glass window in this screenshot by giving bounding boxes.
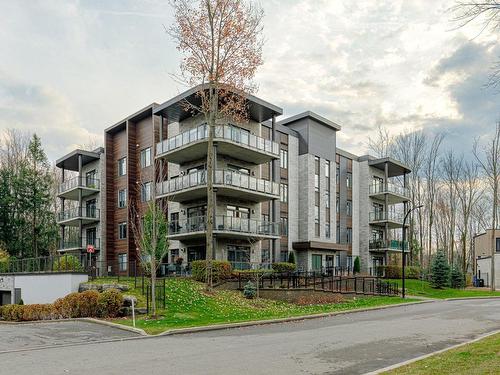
[118,189,127,208]
[346,200,352,216]
[312,254,322,270]
[496,238,500,252]
[228,245,250,270]
[280,217,288,236]
[280,183,288,203]
[314,157,320,237]
[346,227,352,244]
[118,157,127,176]
[141,182,152,202]
[118,222,127,239]
[118,253,128,271]
[280,149,288,169]
[140,147,152,168]
[346,172,352,188]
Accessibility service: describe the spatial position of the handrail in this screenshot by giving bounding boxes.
[369,211,404,223]
[156,169,279,197]
[156,123,280,156]
[369,182,409,197]
[169,215,280,236]
[57,207,100,222]
[369,239,408,251]
[58,176,100,194]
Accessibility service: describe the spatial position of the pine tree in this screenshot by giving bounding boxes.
[450,265,465,289]
[287,251,295,264]
[431,250,450,289]
[353,256,361,274]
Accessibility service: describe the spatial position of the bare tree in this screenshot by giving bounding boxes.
[368,125,393,157]
[451,1,500,89]
[424,134,444,268]
[169,0,264,289]
[473,123,500,291]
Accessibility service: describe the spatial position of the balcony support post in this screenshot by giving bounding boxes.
[78,154,83,248]
[384,161,389,266]
[60,167,65,250]
[271,114,280,263]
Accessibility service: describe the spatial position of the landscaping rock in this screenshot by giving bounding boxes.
[79,283,102,292]
[122,295,137,307]
[101,283,129,292]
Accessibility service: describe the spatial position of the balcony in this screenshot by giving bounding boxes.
[156,124,280,164]
[369,211,408,229]
[57,207,100,226]
[156,169,279,202]
[58,238,101,252]
[369,239,408,252]
[369,182,409,204]
[168,215,280,241]
[58,176,100,200]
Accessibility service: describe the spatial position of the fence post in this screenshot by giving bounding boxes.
[146,286,149,315]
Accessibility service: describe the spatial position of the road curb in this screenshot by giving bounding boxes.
[365,329,500,374]
[445,296,500,301]
[80,318,148,336]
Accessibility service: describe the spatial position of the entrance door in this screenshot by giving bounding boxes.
[86,199,96,217]
[312,254,322,271]
[0,291,11,306]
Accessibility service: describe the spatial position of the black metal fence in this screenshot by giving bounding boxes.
[237,271,399,296]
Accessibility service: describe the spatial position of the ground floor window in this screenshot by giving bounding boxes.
[228,245,250,269]
[347,256,353,268]
[261,248,270,264]
[280,250,288,262]
[118,253,128,272]
[312,254,322,271]
[326,255,334,269]
[187,246,206,262]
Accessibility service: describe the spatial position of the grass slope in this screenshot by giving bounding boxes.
[385,332,500,375]
[84,278,413,335]
[387,279,500,299]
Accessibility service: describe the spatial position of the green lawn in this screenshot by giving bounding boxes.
[385,332,500,375]
[387,278,500,299]
[85,278,415,335]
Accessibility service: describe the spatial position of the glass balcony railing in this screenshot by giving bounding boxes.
[57,207,100,222]
[369,182,409,197]
[168,215,280,237]
[156,123,280,157]
[58,177,100,194]
[369,240,408,251]
[156,169,279,197]
[369,211,404,223]
[59,238,101,250]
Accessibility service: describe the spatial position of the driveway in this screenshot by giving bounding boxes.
[1,299,500,374]
[0,320,138,352]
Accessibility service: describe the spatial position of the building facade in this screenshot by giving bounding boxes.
[55,87,411,274]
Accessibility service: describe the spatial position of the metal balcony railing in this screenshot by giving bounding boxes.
[57,207,100,222]
[58,176,100,194]
[156,123,280,156]
[369,211,404,223]
[59,238,101,250]
[168,215,280,237]
[369,239,408,251]
[369,182,409,197]
[156,169,279,197]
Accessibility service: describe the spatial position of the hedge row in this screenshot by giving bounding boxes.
[0,289,123,322]
[377,265,421,279]
[191,260,233,282]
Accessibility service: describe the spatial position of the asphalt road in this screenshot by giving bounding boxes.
[1,299,500,375]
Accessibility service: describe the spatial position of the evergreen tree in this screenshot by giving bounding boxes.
[287,251,295,264]
[430,250,450,289]
[450,265,465,289]
[353,256,360,274]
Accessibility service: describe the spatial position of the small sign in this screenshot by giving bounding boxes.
[87,244,95,253]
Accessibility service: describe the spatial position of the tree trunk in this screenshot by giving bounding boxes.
[491,184,497,292]
[151,257,157,317]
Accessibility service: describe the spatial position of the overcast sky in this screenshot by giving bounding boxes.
[0,0,498,161]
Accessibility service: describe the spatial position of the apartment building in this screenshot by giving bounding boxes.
[55,86,411,274]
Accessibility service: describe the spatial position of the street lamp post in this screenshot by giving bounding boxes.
[402,205,423,299]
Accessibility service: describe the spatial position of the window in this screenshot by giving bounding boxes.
[314,157,320,236]
[261,248,270,264]
[262,214,269,222]
[346,227,352,244]
[314,157,320,189]
[118,253,128,272]
[280,250,288,262]
[497,238,500,252]
[280,149,288,169]
[118,222,127,239]
[170,249,179,264]
[336,224,340,243]
[141,182,152,202]
[280,217,288,236]
[325,191,330,208]
[325,222,331,238]
[140,147,152,168]
[312,254,322,271]
[336,164,340,183]
[346,200,352,216]
[118,189,127,208]
[315,206,320,237]
[227,205,250,218]
[86,170,97,187]
[346,172,352,188]
[118,157,127,176]
[280,183,288,203]
[325,160,330,178]
[336,194,340,214]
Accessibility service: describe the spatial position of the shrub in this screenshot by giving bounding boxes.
[377,265,421,279]
[53,255,83,272]
[353,256,360,274]
[243,281,257,299]
[191,260,232,282]
[406,266,421,279]
[287,251,295,264]
[431,250,450,289]
[97,289,123,318]
[272,262,296,273]
[20,304,55,321]
[0,304,24,321]
[450,265,465,289]
[78,290,100,317]
[53,292,81,318]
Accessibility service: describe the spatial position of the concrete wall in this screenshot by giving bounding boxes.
[475,230,500,257]
[3,273,89,305]
[477,255,500,288]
